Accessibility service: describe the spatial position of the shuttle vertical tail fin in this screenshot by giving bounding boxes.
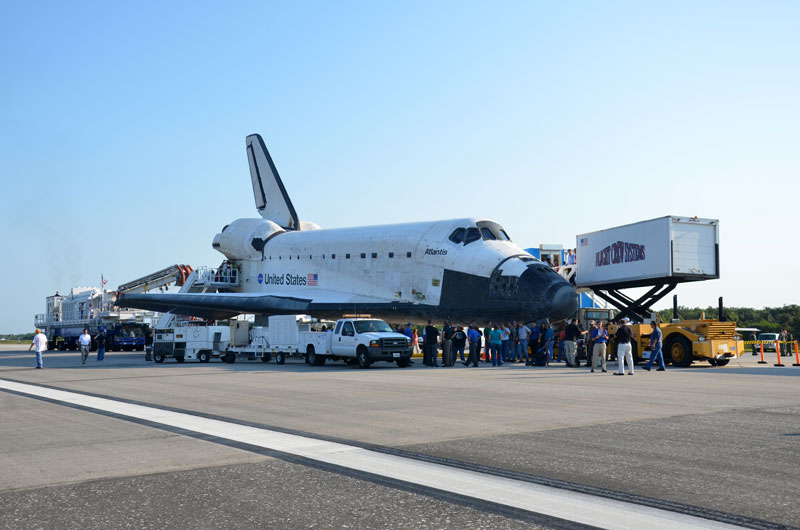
[246,134,300,230]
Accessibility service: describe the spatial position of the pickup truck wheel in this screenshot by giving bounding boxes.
[396,358,410,368]
[275,352,286,365]
[307,346,326,366]
[665,335,693,367]
[153,353,165,364]
[357,346,371,369]
[198,351,211,363]
[261,352,271,363]
[175,355,185,363]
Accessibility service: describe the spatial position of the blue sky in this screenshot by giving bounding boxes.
[2,1,798,333]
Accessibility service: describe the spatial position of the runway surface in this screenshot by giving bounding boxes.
[1,345,797,529]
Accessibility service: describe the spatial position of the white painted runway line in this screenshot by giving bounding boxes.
[0,379,742,529]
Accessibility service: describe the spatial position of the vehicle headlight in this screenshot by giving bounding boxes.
[698,336,706,342]
[369,340,379,347]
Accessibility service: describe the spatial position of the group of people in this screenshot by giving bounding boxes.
[27,328,108,369]
[779,329,795,356]
[399,320,559,368]
[396,317,668,374]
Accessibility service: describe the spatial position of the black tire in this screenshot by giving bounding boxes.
[223,351,236,363]
[198,351,211,363]
[715,359,730,367]
[261,352,271,363]
[396,358,410,368]
[275,352,286,365]
[665,335,693,367]
[175,355,185,363]
[153,353,165,364]
[356,346,371,369]
[307,346,326,366]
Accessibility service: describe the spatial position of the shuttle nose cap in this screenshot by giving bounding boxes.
[551,285,578,320]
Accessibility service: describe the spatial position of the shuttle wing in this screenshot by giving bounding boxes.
[246,134,300,230]
[117,289,393,320]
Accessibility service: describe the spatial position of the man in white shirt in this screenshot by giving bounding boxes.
[28,328,48,369]
[78,328,92,365]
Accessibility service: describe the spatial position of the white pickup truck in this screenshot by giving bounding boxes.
[224,315,413,368]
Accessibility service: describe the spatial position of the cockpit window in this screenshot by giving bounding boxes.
[448,228,466,244]
[476,220,511,242]
[464,227,481,245]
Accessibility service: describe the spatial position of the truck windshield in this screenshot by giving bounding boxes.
[354,320,393,333]
[121,324,145,338]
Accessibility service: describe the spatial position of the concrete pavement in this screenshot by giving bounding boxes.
[1,346,797,528]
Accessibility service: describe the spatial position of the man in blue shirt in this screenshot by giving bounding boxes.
[465,325,481,367]
[644,321,666,371]
[590,322,608,373]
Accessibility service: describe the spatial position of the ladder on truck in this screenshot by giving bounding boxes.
[117,265,195,294]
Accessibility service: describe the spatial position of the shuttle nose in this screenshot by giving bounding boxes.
[550,285,578,320]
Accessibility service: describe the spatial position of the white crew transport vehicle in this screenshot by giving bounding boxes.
[152,323,231,363]
[223,315,413,368]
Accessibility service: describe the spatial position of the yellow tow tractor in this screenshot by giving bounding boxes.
[606,298,745,367]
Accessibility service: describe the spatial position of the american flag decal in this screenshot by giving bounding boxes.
[307,273,318,286]
[580,237,588,247]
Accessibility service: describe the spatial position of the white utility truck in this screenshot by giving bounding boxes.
[152,324,230,363]
[223,315,413,368]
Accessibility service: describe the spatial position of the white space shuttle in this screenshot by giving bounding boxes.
[118,134,578,323]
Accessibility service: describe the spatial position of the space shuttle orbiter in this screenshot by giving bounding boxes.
[118,134,578,323]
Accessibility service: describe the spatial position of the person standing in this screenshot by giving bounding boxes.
[585,321,597,368]
[145,328,154,361]
[489,324,503,366]
[442,321,454,367]
[528,322,540,363]
[28,328,47,369]
[95,330,107,362]
[590,322,608,373]
[78,328,92,365]
[614,318,634,375]
[452,326,467,363]
[563,318,583,367]
[412,328,420,355]
[542,322,554,364]
[424,320,440,367]
[483,322,492,362]
[499,323,511,363]
[465,325,481,367]
[644,322,666,371]
[566,249,576,266]
[516,322,530,363]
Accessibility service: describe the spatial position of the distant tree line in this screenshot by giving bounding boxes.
[1,333,35,341]
[657,305,800,337]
